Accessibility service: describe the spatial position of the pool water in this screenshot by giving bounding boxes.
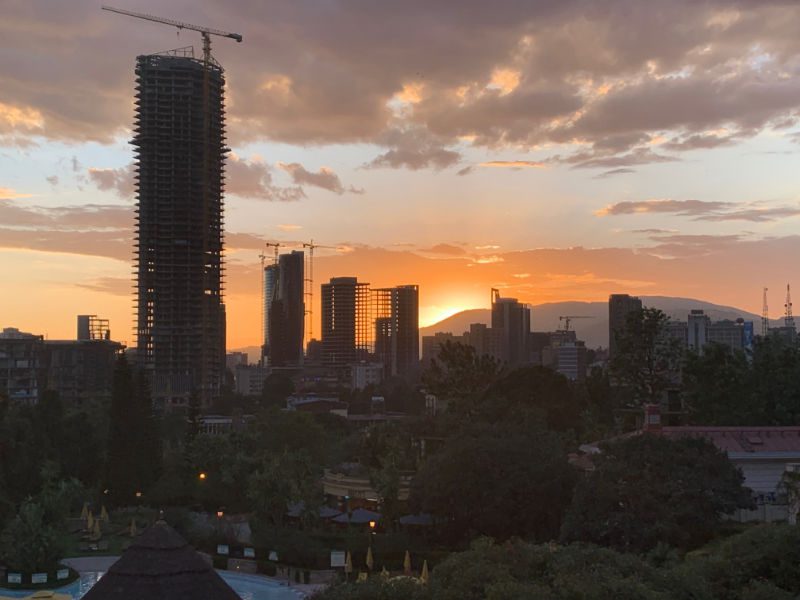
[1,570,304,599]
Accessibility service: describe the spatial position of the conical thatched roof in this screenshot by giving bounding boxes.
[81,521,240,600]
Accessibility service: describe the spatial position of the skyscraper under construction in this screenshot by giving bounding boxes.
[134,51,227,408]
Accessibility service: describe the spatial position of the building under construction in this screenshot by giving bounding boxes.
[374,285,420,380]
[134,51,227,407]
[321,277,371,368]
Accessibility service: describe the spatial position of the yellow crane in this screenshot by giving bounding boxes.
[303,240,339,341]
[101,6,242,64]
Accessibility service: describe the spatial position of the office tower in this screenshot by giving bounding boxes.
[133,52,227,407]
[261,263,278,364]
[321,277,371,368]
[608,294,643,359]
[268,251,305,366]
[491,290,531,367]
[374,285,419,380]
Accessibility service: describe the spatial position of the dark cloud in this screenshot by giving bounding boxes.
[364,127,461,170]
[3,0,800,170]
[0,200,132,231]
[278,162,363,194]
[76,276,130,296]
[226,155,305,201]
[597,199,729,217]
[456,166,474,176]
[423,243,468,256]
[594,167,635,179]
[598,198,800,222]
[88,164,134,199]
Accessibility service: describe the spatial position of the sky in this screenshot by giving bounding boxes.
[2,0,800,349]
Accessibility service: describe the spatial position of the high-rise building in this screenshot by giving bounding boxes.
[261,263,278,363]
[321,277,371,368]
[133,52,227,408]
[374,285,419,380]
[0,327,44,404]
[608,294,643,359]
[491,290,531,367]
[266,251,305,366]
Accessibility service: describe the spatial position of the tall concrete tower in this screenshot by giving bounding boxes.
[133,52,227,408]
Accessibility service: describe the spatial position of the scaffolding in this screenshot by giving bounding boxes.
[320,277,372,368]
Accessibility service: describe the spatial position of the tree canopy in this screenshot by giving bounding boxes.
[560,433,754,552]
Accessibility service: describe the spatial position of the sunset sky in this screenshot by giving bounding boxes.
[2,1,800,348]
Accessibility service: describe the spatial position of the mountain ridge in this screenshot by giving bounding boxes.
[419,296,775,349]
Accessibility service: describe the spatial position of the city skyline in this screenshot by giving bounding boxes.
[3,1,800,348]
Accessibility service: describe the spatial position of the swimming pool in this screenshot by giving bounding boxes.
[1,570,305,599]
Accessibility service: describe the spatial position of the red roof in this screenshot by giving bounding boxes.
[659,426,800,454]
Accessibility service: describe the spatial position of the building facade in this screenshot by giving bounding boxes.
[608,294,643,358]
[133,52,227,408]
[267,251,305,366]
[491,290,531,367]
[321,277,371,368]
[374,285,419,380]
[0,328,44,404]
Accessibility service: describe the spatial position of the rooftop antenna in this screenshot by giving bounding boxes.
[762,287,769,336]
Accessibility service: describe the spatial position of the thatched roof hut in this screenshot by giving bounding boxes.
[81,521,240,600]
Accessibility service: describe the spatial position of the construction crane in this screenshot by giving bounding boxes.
[559,315,594,332]
[265,242,282,265]
[762,287,770,336]
[786,284,795,330]
[303,239,338,341]
[101,6,243,65]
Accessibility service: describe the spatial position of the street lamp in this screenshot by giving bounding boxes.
[199,472,207,481]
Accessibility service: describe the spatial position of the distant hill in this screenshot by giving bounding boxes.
[420,297,776,349]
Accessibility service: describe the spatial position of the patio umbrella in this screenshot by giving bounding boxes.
[100,505,109,522]
[130,518,138,537]
[366,546,374,570]
[81,502,89,520]
[420,560,429,584]
[380,566,390,580]
[93,518,102,540]
[403,550,411,575]
[87,510,94,531]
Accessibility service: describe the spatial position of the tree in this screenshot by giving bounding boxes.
[683,343,752,424]
[0,500,66,573]
[411,422,575,543]
[422,341,501,407]
[260,373,295,408]
[610,308,682,406]
[105,355,162,505]
[477,366,582,433]
[428,538,697,600]
[560,434,754,552]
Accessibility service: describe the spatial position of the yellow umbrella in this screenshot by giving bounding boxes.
[420,560,429,584]
[87,510,94,531]
[92,518,102,540]
[344,551,353,574]
[80,502,89,520]
[380,566,390,580]
[130,518,138,537]
[366,546,374,570]
[403,550,411,575]
[100,505,109,522]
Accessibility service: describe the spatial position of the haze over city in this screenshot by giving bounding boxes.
[3,1,800,348]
